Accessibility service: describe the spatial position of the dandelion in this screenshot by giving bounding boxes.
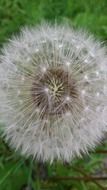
[0,23,107,162]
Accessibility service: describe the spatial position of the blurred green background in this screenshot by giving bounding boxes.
[0,0,107,189]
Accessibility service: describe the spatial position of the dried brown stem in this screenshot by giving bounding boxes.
[49,176,107,181]
[95,150,107,154]
[72,166,106,190]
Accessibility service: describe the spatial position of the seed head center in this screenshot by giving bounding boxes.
[48,77,64,98]
[31,67,78,119]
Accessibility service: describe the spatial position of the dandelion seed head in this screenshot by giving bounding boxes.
[0,23,107,162]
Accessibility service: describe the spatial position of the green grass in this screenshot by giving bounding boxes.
[0,0,107,189]
[0,0,107,44]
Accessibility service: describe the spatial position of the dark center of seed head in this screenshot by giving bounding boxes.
[31,67,78,119]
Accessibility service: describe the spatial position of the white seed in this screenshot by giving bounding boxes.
[21,76,25,81]
[95,71,99,76]
[84,59,88,63]
[44,87,49,93]
[85,106,89,111]
[76,45,80,49]
[65,62,71,67]
[58,44,63,48]
[84,75,88,80]
[35,48,39,52]
[81,89,86,95]
[65,96,70,101]
[42,67,47,73]
[96,92,100,97]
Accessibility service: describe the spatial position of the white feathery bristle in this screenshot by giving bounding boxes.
[0,23,107,162]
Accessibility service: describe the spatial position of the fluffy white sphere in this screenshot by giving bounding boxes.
[0,23,107,162]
